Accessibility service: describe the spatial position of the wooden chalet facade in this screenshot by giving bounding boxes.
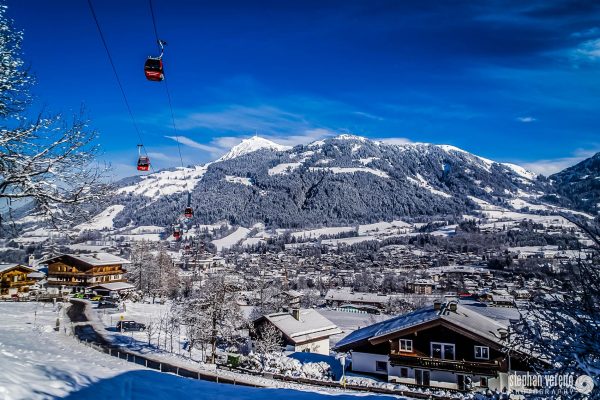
[335,301,541,393]
[46,253,129,292]
[0,264,36,296]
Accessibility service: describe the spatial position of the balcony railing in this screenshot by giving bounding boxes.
[389,351,501,376]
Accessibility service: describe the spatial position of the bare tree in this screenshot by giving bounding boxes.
[192,275,243,363]
[0,4,109,230]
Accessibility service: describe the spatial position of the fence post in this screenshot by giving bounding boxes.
[145,359,148,368]
[117,351,120,359]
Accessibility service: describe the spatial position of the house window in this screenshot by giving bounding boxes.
[399,339,413,352]
[375,361,387,373]
[480,377,489,387]
[475,346,489,360]
[400,367,408,378]
[431,342,455,360]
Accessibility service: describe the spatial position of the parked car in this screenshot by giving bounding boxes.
[116,320,146,332]
[72,293,85,299]
[90,295,102,301]
[97,300,119,309]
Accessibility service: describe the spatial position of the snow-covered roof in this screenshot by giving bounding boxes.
[263,309,342,344]
[90,282,135,291]
[335,302,509,352]
[48,253,130,266]
[325,287,390,304]
[0,264,35,274]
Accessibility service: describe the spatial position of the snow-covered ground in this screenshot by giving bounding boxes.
[0,302,407,400]
[0,302,141,400]
[212,227,252,251]
[75,205,125,231]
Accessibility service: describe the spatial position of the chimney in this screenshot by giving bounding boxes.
[292,308,301,321]
[433,301,442,311]
[28,255,35,267]
[449,302,458,312]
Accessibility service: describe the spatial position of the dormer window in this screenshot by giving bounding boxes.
[399,339,413,352]
[475,346,489,360]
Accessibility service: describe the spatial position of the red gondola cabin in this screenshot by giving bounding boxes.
[144,57,164,81]
[173,227,181,240]
[137,156,150,171]
[184,207,193,218]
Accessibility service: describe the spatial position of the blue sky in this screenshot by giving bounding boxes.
[6,0,600,178]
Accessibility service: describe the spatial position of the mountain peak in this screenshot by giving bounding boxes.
[219,136,290,161]
[334,134,368,142]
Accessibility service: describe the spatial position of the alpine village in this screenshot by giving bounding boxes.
[0,1,598,400]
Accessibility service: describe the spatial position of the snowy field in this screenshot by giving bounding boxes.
[0,302,406,400]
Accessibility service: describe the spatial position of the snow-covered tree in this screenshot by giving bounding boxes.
[182,275,243,363]
[513,215,600,398]
[0,4,109,229]
[253,323,282,369]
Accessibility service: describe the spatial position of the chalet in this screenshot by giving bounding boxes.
[0,264,36,296]
[334,301,541,393]
[407,279,436,295]
[254,308,342,355]
[46,253,129,292]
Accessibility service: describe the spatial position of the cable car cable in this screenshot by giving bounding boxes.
[86,0,155,173]
[148,0,185,170]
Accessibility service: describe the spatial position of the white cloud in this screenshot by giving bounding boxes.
[520,148,599,176]
[165,136,221,154]
[517,116,536,123]
[572,38,600,62]
[176,105,308,134]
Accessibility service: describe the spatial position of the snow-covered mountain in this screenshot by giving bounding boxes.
[106,134,549,229]
[218,136,290,161]
[546,151,600,215]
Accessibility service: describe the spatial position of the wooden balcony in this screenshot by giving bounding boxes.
[389,351,501,376]
[1,280,36,289]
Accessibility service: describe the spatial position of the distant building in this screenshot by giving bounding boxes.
[0,264,36,297]
[46,253,129,292]
[254,308,342,355]
[407,279,436,294]
[325,287,390,310]
[334,301,543,393]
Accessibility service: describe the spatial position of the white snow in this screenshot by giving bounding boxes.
[502,163,537,180]
[212,227,252,251]
[268,162,303,175]
[334,134,367,142]
[309,167,389,179]
[406,174,451,198]
[0,302,141,400]
[358,221,411,235]
[0,303,402,400]
[75,205,125,231]
[117,166,207,198]
[437,144,494,172]
[357,157,379,165]
[225,175,253,186]
[286,227,356,240]
[219,136,290,161]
